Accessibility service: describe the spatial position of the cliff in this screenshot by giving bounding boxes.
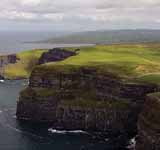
[16,44,160,148]
[16,65,158,136]
[136,93,160,150]
[0,54,17,77]
[0,48,76,79]
[3,49,47,79]
[0,54,17,67]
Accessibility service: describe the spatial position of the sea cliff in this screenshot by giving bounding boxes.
[0,49,47,79]
[136,93,160,150]
[16,67,157,135]
[16,44,160,149]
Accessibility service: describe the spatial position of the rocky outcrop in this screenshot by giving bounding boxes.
[16,66,158,139]
[136,93,160,150]
[0,54,17,67]
[38,48,76,64]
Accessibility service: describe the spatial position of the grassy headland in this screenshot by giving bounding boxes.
[4,49,47,79]
[2,43,160,84]
[37,44,160,84]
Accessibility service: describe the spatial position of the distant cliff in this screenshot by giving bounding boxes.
[0,54,17,67]
[0,54,17,78]
[38,48,76,64]
[0,48,76,79]
[0,49,47,79]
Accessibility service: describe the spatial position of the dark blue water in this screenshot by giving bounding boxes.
[0,80,132,150]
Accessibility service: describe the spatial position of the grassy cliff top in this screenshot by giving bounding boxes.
[36,44,160,84]
[4,49,47,79]
[3,43,160,83]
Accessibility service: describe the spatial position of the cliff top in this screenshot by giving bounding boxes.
[4,49,48,79]
[2,43,160,83]
[35,44,160,84]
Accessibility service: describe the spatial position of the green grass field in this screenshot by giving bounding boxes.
[3,43,160,84]
[4,49,47,79]
[39,44,160,84]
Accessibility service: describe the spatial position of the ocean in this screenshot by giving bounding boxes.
[0,30,92,54]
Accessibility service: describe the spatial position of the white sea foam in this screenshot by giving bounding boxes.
[0,80,4,83]
[13,115,17,119]
[48,128,89,134]
[126,137,136,149]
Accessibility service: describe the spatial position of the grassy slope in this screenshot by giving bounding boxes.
[39,44,160,84]
[4,49,47,79]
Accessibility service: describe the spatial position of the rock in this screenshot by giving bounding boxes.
[38,48,76,64]
[136,93,160,150]
[16,66,158,138]
[0,75,4,80]
[0,54,17,67]
[7,54,17,64]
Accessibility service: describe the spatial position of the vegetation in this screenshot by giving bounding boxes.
[60,98,130,109]
[37,44,160,84]
[3,43,160,84]
[20,87,56,99]
[4,49,47,79]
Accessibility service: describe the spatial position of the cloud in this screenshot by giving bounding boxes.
[0,0,160,30]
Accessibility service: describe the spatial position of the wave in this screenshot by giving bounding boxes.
[0,80,4,83]
[48,128,89,135]
[126,137,136,149]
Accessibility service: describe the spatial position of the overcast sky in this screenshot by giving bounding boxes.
[0,0,160,31]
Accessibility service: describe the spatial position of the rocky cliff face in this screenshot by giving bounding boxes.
[136,93,160,150]
[0,54,17,67]
[16,66,158,139]
[38,48,76,64]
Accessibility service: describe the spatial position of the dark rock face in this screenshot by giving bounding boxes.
[16,67,158,138]
[0,54,17,67]
[17,95,58,122]
[136,93,160,150]
[7,54,17,64]
[38,48,76,64]
[0,75,4,80]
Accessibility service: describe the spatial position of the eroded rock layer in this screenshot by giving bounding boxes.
[16,66,158,137]
[136,93,160,150]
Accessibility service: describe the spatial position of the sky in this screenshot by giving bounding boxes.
[0,0,160,31]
